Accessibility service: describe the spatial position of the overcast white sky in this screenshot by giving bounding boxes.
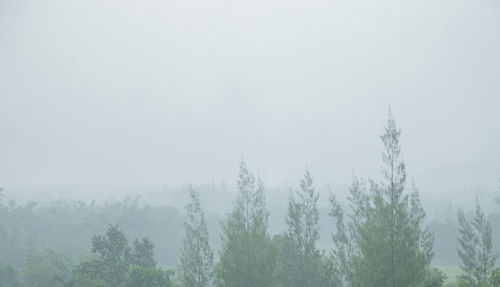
[0,0,499,192]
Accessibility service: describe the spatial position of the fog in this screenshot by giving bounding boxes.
[2,2,500,286]
[1,0,499,199]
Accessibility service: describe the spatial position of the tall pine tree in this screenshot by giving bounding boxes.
[329,176,368,287]
[275,169,324,287]
[457,200,498,286]
[330,110,437,287]
[215,161,275,287]
[179,186,214,287]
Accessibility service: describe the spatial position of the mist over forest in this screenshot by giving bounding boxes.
[1,0,499,286]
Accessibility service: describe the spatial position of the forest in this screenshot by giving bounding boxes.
[1,113,498,287]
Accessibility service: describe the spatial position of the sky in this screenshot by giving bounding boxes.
[0,0,499,195]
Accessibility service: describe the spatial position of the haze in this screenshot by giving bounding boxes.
[1,0,499,196]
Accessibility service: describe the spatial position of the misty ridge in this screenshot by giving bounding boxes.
[1,0,500,286]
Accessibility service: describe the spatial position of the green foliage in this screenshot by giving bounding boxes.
[216,160,275,287]
[330,111,436,287]
[89,224,131,286]
[124,265,176,287]
[0,263,21,287]
[179,186,214,287]
[274,169,332,286]
[329,176,368,286]
[455,271,500,287]
[417,268,447,287]
[0,201,38,268]
[457,201,498,287]
[131,238,156,269]
[488,270,500,287]
[70,225,161,287]
[317,254,342,287]
[54,271,111,287]
[1,111,486,287]
[23,249,73,287]
[0,197,184,269]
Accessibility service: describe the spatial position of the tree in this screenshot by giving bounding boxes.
[275,169,327,286]
[124,265,176,287]
[215,160,275,287]
[0,263,21,287]
[417,268,447,287]
[329,176,368,286]
[23,249,73,287]
[457,200,498,286]
[70,255,109,287]
[71,225,159,287]
[330,110,436,287]
[179,186,214,287]
[131,238,156,269]
[89,224,131,286]
[53,271,111,287]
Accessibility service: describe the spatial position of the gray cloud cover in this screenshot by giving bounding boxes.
[0,0,499,193]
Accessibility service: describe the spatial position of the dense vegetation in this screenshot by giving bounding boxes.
[1,112,498,287]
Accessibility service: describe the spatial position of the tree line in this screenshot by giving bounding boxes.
[178,112,500,287]
[1,111,499,287]
[181,112,445,287]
